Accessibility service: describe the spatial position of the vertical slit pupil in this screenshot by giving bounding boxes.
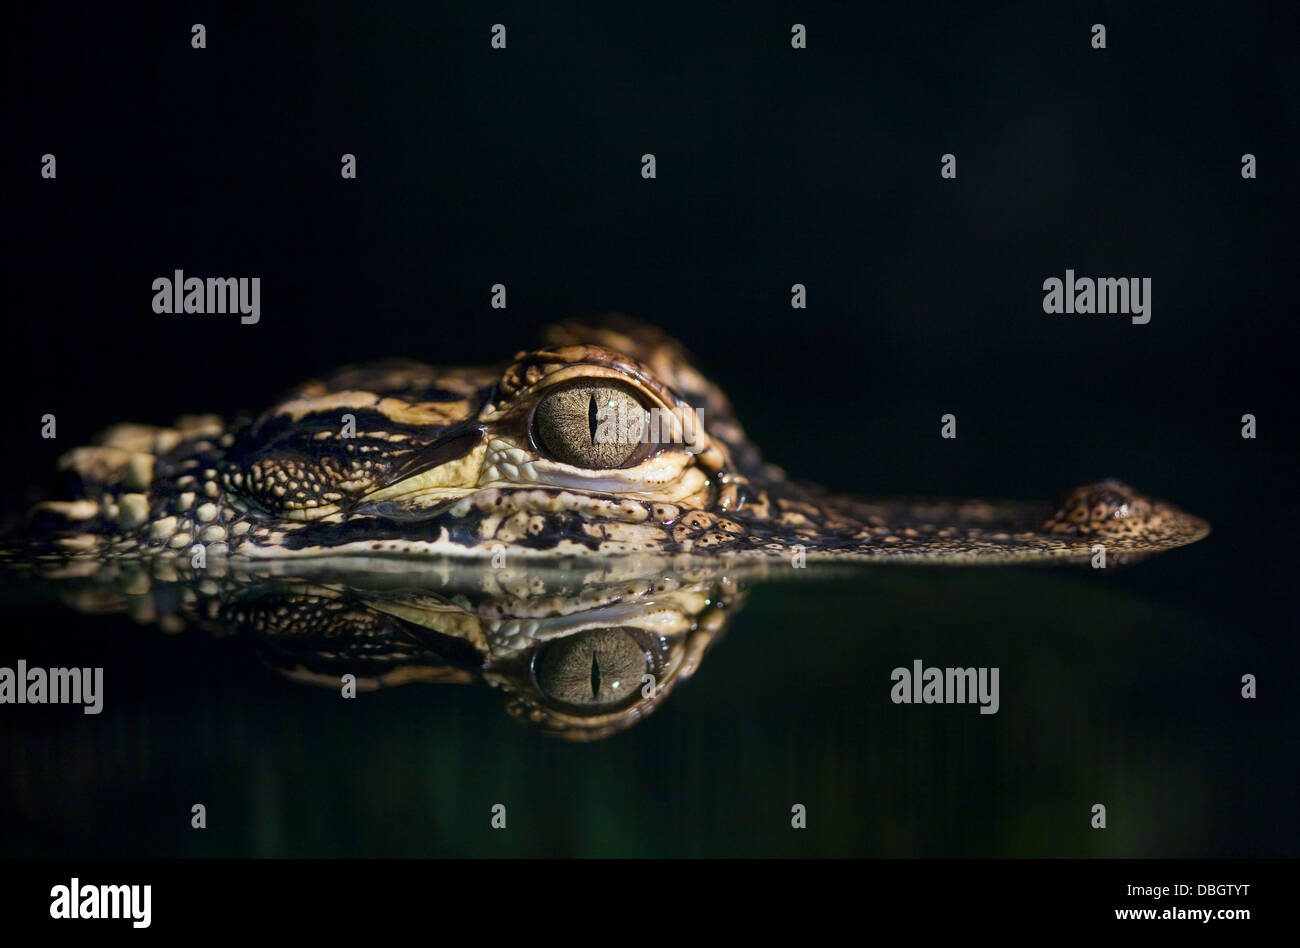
[590,653,601,698]
[588,394,598,443]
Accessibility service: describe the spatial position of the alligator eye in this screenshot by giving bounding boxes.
[533,628,649,710]
[531,380,649,469]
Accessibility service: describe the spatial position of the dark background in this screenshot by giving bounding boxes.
[2,1,1296,857]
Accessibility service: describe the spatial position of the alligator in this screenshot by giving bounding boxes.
[13,317,1210,568]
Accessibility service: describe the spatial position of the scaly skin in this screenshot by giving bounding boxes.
[15,316,1209,567]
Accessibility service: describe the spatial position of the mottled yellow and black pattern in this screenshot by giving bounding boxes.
[16,316,1209,566]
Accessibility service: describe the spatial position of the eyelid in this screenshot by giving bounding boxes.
[527,365,673,414]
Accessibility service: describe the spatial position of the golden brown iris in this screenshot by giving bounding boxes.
[530,379,652,469]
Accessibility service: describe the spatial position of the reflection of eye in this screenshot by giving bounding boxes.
[531,380,648,469]
[533,628,649,710]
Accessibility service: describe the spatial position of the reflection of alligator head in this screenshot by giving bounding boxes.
[53,557,759,740]
[12,316,1208,567]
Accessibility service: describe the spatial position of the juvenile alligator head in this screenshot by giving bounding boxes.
[17,316,1209,567]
